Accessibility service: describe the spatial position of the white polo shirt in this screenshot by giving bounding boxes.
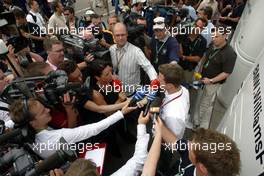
[160,86,190,139]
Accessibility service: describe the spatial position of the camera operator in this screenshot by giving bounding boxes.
[44,38,91,71]
[13,9,46,55]
[8,98,137,159]
[88,14,112,49]
[48,111,150,176]
[3,37,44,81]
[0,68,13,129]
[22,62,79,129]
[58,60,133,123]
[24,62,53,77]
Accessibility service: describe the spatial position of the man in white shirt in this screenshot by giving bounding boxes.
[27,0,46,32]
[198,6,215,48]
[48,0,68,35]
[158,63,190,139]
[155,63,190,174]
[9,98,137,159]
[52,111,150,176]
[183,0,198,21]
[109,23,157,95]
[197,0,219,21]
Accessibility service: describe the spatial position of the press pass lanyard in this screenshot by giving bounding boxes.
[203,48,221,69]
[155,37,168,64]
[161,89,183,109]
[115,48,125,75]
[175,159,194,176]
[188,37,200,56]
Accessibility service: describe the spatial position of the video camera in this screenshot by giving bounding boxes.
[0,137,77,176]
[0,11,19,39]
[60,34,110,63]
[0,70,91,106]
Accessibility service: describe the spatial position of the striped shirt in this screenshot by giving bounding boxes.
[110,42,157,94]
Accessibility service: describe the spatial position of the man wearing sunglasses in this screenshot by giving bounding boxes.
[149,17,180,71]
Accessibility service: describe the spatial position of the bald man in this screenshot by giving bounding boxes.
[109,23,157,95]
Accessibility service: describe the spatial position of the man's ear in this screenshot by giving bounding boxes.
[95,76,100,81]
[29,120,37,129]
[197,162,209,176]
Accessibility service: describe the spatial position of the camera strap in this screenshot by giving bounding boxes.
[115,47,125,75]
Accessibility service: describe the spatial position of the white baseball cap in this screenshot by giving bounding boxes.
[132,0,146,6]
[153,17,165,30]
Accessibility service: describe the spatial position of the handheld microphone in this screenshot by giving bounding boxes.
[149,97,162,120]
[150,79,160,92]
[128,86,148,107]
[143,79,160,116]
[143,91,157,117]
[112,79,123,92]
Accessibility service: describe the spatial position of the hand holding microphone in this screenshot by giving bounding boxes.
[113,79,127,102]
[143,79,160,117]
[128,86,148,107]
[149,97,162,121]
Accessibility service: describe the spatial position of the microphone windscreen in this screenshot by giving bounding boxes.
[150,79,160,91]
[112,79,122,92]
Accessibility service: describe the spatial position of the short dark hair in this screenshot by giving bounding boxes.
[13,9,26,19]
[195,17,208,28]
[25,62,51,77]
[90,13,100,20]
[200,6,213,20]
[107,15,119,23]
[52,0,61,12]
[9,98,37,124]
[3,0,12,5]
[27,0,36,8]
[64,6,74,14]
[65,159,98,176]
[88,59,112,78]
[57,60,78,76]
[158,64,183,87]
[43,38,63,51]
